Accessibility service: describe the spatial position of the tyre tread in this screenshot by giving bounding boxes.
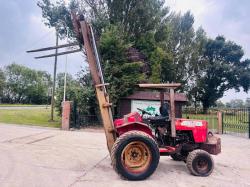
[111,130,159,180]
[186,149,214,176]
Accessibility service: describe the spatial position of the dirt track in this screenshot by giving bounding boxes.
[0,123,249,187]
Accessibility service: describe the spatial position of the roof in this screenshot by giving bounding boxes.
[139,83,181,89]
[122,91,187,102]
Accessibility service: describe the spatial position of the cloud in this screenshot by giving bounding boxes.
[0,0,84,76]
[166,0,250,101]
[166,0,250,58]
[0,0,249,101]
[166,0,217,27]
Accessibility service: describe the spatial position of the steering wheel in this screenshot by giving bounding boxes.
[137,108,152,116]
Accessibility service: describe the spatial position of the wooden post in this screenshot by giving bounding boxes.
[50,32,58,121]
[160,91,164,106]
[170,88,176,137]
[62,101,71,130]
[217,111,222,134]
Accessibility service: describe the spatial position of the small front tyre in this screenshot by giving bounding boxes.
[186,149,214,176]
[111,130,160,180]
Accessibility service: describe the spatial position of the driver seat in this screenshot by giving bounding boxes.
[149,103,169,124]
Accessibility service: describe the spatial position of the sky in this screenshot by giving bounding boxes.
[0,0,84,76]
[166,0,250,102]
[0,0,249,103]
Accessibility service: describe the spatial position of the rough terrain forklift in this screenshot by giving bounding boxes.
[71,13,221,180]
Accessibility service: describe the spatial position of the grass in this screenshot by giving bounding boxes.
[222,114,249,133]
[0,107,61,128]
[183,113,249,134]
[0,104,47,107]
[182,114,218,130]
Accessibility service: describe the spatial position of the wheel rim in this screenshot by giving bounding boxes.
[196,158,209,173]
[121,141,152,173]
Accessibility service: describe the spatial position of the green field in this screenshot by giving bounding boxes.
[0,104,47,107]
[183,113,249,134]
[0,107,61,128]
[221,113,249,133]
[182,114,218,130]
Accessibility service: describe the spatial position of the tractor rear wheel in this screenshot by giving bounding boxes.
[111,130,159,180]
[186,149,214,176]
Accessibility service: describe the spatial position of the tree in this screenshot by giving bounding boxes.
[228,99,244,108]
[153,12,196,85]
[0,68,5,102]
[37,0,75,39]
[38,0,168,115]
[215,100,225,108]
[100,25,145,110]
[55,70,97,115]
[238,59,250,92]
[186,27,208,111]
[107,0,168,40]
[149,47,165,83]
[245,98,250,107]
[38,0,250,114]
[3,63,51,104]
[196,36,250,112]
[38,0,168,39]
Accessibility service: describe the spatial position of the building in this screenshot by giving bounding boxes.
[118,91,187,118]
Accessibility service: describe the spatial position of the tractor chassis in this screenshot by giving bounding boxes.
[71,13,221,181]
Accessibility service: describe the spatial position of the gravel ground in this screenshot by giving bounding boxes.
[0,123,249,187]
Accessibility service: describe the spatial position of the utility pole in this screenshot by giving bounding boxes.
[27,31,80,122]
[63,54,67,102]
[50,32,59,121]
[63,28,69,102]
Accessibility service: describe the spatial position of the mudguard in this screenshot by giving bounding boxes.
[115,122,153,137]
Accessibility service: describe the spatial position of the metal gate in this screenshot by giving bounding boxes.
[70,101,101,128]
[182,108,218,132]
[222,108,250,138]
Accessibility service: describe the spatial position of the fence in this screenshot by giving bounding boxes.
[182,107,250,139]
[222,108,250,138]
[70,102,121,128]
[182,108,219,133]
[69,101,101,128]
[72,107,220,130]
[70,103,250,139]
[72,115,101,128]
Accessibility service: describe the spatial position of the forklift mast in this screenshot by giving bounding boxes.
[27,12,220,181]
[72,14,116,153]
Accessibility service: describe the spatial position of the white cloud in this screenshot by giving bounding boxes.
[166,0,250,102]
[29,14,52,34]
[166,0,250,58]
[221,89,249,103]
[166,0,217,28]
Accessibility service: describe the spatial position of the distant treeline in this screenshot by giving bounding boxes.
[0,63,97,117]
[216,99,250,109]
[0,63,51,104]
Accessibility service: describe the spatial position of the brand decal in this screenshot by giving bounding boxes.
[181,121,203,127]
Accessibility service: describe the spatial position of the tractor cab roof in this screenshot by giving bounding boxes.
[138,83,181,90]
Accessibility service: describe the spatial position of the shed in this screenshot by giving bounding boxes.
[118,91,187,118]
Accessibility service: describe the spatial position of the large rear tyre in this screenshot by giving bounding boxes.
[186,149,214,176]
[111,130,159,180]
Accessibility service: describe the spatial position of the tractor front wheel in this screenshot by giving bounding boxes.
[111,131,159,180]
[186,149,214,176]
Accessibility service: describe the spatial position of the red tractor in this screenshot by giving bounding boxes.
[71,14,221,181]
[112,84,221,180]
